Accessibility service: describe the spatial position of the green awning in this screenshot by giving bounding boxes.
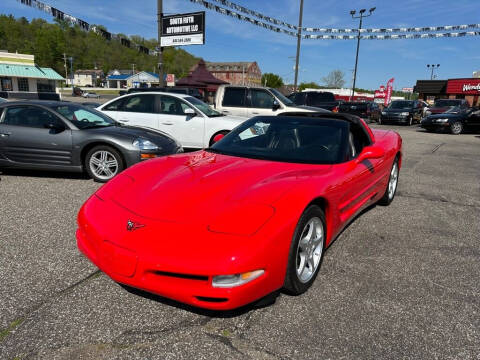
[0,64,64,80]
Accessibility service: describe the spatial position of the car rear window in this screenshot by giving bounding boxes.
[222,87,247,107]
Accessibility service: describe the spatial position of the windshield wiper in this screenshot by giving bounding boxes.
[81,124,113,129]
[208,114,225,117]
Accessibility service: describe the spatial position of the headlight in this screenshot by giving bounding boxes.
[133,138,159,150]
[212,270,264,288]
[381,111,387,115]
[400,112,410,116]
[435,118,449,123]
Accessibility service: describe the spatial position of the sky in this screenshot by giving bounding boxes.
[1,0,480,90]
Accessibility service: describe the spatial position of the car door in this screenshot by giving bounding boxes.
[465,108,480,128]
[0,105,73,166]
[158,95,205,148]
[247,88,279,117]
[101,94,158,128]
[220,87,248,117]
[338,124,387,221]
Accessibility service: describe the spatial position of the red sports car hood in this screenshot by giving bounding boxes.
[105,151,332,223]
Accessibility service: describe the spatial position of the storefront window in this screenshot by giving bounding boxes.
[37,79,55,93]
[1,77,13,91]
[18,78,30,92]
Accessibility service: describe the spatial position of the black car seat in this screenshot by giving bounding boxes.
[267,128,301,151]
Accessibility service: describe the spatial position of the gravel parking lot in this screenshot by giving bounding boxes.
[1,124,479,360]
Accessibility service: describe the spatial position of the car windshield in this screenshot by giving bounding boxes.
[270,88,294,106]
[185,96,223,117]
[445,106,465,114]
[435,99,461,107]
[388,101,414,109]
[208,117,348,164]
[52,104,116,129]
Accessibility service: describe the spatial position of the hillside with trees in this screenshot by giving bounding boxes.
[0,15,199,78]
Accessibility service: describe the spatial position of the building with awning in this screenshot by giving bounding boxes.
[177,60,228,102]
[106,70,160,89]
[0,51,64,100]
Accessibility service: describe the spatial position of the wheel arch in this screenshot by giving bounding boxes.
[304,196,334,246]
[209,130,230,146]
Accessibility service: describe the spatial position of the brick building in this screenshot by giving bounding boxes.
[204,61,262,86]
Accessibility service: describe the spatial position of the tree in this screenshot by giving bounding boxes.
[298,81,322,91]
[261,73,284,88]
[321,70,346,88]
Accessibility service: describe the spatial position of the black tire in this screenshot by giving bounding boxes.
[85,145,125,182]
[284,205,326,295]
[209,130,229,146]
[450,121,463,135]
[378,156,399,206]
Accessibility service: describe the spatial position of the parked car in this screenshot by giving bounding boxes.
[339,101,381,122]
[126,87,203,100]
[421,106,480,135]
[214,85,328,117]
[98,92,248,149]
[287,91,342,112]
[76,112,402,310]
[72,87,83,96]
[425,99,469,116]
[379,100,424,125]
[82,91,100,99]
[0,101,182,182]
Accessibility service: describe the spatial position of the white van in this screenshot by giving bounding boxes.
[214,85,328,117]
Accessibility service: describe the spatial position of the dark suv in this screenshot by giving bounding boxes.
[380,100,425,126]
[288,91,341,112]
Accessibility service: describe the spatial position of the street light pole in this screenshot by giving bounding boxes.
[157,0,164,87]
[427,64,440,80]
[350,7,375,101]
[293,0,304,92]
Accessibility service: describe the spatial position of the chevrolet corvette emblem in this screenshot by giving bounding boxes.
[126,220,145,231]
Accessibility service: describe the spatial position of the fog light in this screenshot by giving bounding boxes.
[141,153,157,159]
[212,269,264,288]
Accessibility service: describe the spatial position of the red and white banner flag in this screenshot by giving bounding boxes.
[385,78,395,106]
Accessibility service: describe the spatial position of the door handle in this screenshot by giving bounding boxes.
[222,110,230,114]
[162,122,174,125]
[118,119,129,122]
[251,112,260,115]
[0,132,10,137]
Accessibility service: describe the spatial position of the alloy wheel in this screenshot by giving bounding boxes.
[388,161,399,200]
[89,150,119,181]
[296,217,324,283]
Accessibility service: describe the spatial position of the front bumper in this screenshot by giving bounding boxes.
[380,114,410,124]
[76,195,285,310]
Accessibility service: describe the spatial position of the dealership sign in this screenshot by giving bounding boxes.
[161,12,205,47]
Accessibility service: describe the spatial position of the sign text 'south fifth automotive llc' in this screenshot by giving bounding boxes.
[161,12,205,47]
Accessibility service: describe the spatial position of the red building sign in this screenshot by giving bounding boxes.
[447,78,480,95]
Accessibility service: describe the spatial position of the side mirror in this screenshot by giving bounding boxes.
[272,100,281,111]
[184,108,196,116]
[356,145,384,163]
[212,133,225,143]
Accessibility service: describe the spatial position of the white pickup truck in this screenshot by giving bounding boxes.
[214,85,328,117]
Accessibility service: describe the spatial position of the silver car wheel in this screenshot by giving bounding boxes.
[296,217,324,283]
[388,162,399,200]
[89,150,119,181]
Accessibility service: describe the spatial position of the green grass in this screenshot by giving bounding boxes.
[0,318,24,342]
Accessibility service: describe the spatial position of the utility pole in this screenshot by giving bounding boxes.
[69,57,74,92]
[63,53,68,85]
[350,7,376,101]
[131,63,135,75]
[293,0,304,91]
[157,0,165,87]
[242,64,245,86]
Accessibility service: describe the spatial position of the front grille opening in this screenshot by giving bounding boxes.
[196,296,228,303]
[152,270,208,281]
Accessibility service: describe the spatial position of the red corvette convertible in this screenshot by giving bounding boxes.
[77,113,402,310]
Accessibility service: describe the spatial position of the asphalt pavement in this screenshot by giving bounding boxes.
[0,124,479,359]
